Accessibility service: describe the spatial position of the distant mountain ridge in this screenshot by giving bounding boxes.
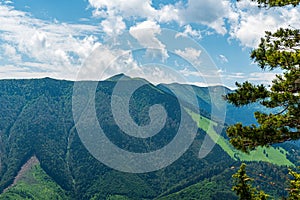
[0,75,298,199]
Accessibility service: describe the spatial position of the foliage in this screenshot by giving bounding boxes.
[228,2,300,200]
[0,77,296,199]
[226,27,300,153]
[0,163,69,200]
[158,178,237,200]
[247,0,300,7]
[188,110,294,166]
[228,0,300,154]
[232,163,269,200]
[287,168,300,199]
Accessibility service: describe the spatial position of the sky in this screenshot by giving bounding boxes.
[0,0,299,88]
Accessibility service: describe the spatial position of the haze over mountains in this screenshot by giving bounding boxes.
[0,75,298,199]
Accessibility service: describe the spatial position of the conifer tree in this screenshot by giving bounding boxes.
[232,163,269,200]
[287,169,300,200]
[226,2,300,153]
[228,1,300,199]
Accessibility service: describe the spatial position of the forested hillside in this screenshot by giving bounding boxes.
[0,76,298,199]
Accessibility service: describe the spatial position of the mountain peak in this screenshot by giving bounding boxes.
[105,73,132,81]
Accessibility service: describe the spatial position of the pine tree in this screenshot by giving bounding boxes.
[226,8,300,154]
[228,1,300,199]
[232,163,269,200]
[287,169,300,200]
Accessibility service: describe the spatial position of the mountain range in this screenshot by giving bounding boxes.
[0,74,299,199]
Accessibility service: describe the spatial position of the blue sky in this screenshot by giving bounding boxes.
[0,0,299,88]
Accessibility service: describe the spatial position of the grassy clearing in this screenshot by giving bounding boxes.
[187,109,294,167]
[0,163,69,200]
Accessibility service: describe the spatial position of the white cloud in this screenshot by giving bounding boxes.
[0,0,297,86]
[129,20,161,47]
[186,81,222,87]
[129,20,168,61]
[0,4,101,79]
[135,64,188,85]
[0,64,60,80]
[177,0,233,35]
[179,67,223,81]
[88,0,300,44]
[221,71,278,86]
[175,25,202,39]
[101,15,126,36]
[175,47,201,66]
[223,72,245,79]
[89,0,297,48]
[88,0,234,35]
[0,65,26,73]
[229,1,300,47]
[218,54,228,63]
[3,1,13,5]
[77,46,130,80]
[76,45,182,85]
[248,72,278,83]
[179,68,203,78]
[156,4,180,23]
[174,48,224,86]
[89,0,156,19]
[1,44,21,62]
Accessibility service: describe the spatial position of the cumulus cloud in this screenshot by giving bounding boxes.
[0,4,101,79]
[129,20,168,61]
[175,47,202,66]
[88,0,234,35]
[228,1,300,47]
[1,44,22,62]
[77,45,186,86]
[88,0,300,48]
[101,15,126,37]
[156,4,180,23]
[177,0,233,35]
[89,0,156,19]
[0,0,298,87]
[175,25,202,39]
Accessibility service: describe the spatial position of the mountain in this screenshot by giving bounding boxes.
[158,83,266,126]
[0,75,298,199]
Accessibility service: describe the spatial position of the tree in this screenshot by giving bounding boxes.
[232,163,269,200]
[227,1,300,199]
[287,169,300,199]
[226,12,300,154]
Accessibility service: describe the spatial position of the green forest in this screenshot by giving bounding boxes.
[0,75,298,199]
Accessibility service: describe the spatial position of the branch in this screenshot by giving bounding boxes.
[274,105,289,115]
